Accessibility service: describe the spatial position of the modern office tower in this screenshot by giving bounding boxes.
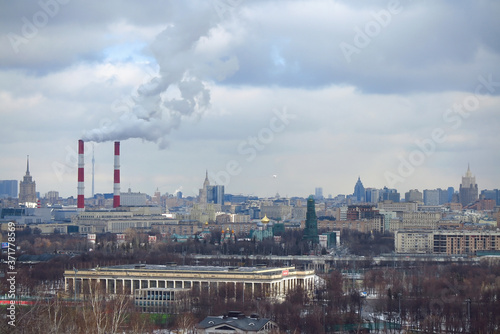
[315,187,324,200]
[438,188,449,205]
[480,189,500,206]
[208,185,225,205]
[365,188,380,203]
[447,187,455,203]
[423,189,440,206]
[353,177,365,202]
[199,171,224,205]
[405,189,423,202]
[459,164,478,207]
[19,156,36,203]
[303,195,319,244]
[380,187,400,202]
[0,180,18,198]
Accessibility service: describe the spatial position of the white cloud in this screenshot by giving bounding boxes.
[0,0,499,198]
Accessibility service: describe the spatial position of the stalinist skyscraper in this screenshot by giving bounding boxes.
[459,164,478,207]
[198,170,210,204]
[19,156,36,203]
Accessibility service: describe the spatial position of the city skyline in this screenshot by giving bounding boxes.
[1,1,499,198]
[2,159,497,204]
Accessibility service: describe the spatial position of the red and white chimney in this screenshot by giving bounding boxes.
[113,141,120,208]
[77,139,85,211]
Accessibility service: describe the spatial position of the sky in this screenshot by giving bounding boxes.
[1,0,499,199]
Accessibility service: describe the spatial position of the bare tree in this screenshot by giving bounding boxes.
[81,280,131,334]
[174,312,197,334]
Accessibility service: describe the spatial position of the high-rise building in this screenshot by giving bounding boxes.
[0,180,18,198]
[405,189,423,202]
[447,187,455,203]
[303,195,318,244]
[438,188,449,205]
[120,188,147,206]
[199,171,224,205]
[380,187,400,202]
[480,189,500,206]
[459,164,478,207]
[19,156,36,203]
[365,188,380,203]
[45,191,59,205]
[315,187,323,200]
[207,185,224,205]
[199,170,210,203]
[423,189,440,206]
[353,177,365,202]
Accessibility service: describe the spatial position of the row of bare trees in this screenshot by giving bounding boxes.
[2,261,500,333]
[0,284,150,334]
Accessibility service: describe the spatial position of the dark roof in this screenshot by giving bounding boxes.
[198,314,273,332]
[17,253,58,262]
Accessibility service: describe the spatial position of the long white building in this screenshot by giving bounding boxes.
[64,264,317,302]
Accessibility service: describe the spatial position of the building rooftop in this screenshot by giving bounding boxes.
[198,312,274,332]
[94,263,295,276]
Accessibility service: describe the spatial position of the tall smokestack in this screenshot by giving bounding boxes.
[77,139,85,211]
[113,141,120,208]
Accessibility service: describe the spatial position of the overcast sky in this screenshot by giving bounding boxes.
[1,0,499,199]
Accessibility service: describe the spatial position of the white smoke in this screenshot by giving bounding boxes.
[174,186,183,195]
[82,2,240,149]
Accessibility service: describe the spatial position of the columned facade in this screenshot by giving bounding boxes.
[64,264,316,302]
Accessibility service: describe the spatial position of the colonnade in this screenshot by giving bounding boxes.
[65,274,316,300]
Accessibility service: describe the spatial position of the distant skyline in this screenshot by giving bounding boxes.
[1,1,499,198]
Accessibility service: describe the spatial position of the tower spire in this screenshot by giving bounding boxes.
[26,155,30,175]
[92,143,95,198]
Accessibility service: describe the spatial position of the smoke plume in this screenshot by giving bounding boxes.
[82,2,240,149]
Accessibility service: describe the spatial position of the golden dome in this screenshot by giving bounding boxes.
[261,214,270,224]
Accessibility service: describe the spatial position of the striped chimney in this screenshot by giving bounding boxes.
[77,139,85,211]
[113,141,120,208]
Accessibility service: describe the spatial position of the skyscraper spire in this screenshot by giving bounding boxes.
[460,164,478,207]
[92,143,95,197]
[465,163,472,178]
[20,155,36,203]
[26,155,30,175]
